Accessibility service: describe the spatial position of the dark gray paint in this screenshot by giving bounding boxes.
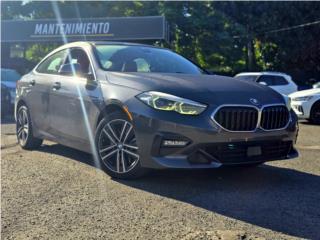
[15,41,298,169]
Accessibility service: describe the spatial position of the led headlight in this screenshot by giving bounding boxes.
[292,96,313,102]
[137,91,207,115]
[282,94,291,111]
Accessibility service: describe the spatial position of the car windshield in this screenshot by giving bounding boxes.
[94,45,205,74]
[235,75,258,81]
[1,69,21,82]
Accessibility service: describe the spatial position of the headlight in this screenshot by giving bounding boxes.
[137,91,207,115]
[292,96,313,102]
[282,95,291,111]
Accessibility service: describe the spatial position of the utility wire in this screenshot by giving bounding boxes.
[233,20,320,39]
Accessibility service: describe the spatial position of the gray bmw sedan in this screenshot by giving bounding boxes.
[15,41,298,179]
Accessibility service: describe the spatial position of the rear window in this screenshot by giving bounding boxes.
[1,69,21,82]
[36,50,67,74]
[273,76,288,85]
[235,75,258,82]
[257,75,288,86]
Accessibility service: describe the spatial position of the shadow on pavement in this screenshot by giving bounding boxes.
[39,143,319,239]
[299,120,320,126]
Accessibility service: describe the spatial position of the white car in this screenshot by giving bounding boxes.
[313,82,320,89]
[234,72,298,95]
[289,88,320,124]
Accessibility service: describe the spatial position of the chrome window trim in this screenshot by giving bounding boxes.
[211,103,291,132]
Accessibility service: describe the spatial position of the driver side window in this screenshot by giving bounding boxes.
[64,48,92,74]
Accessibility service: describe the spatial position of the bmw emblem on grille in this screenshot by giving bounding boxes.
[249,98,259,105]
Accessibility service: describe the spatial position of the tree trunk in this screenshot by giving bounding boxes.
[247,36,255,71]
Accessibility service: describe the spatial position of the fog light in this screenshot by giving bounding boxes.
[162,140,189,147]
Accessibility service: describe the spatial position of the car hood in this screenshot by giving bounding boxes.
[289,88,320,98]
[106,72,284,106]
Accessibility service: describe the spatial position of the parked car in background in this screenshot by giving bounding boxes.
[313,82,320,89]
[289,89,320,124]
[1,68,21,111]
[1,83,11,118]
[234,72,298,95]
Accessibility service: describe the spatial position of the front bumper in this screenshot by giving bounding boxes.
[128,100,299,169]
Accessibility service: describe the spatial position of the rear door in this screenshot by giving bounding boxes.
[27,50,67,136]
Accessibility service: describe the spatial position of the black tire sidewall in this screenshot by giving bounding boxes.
[310,102,320,124]
[94,111,146,179]
[16,105,42,149]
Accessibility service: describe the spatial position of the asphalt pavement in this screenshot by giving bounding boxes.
[1,118,319,240]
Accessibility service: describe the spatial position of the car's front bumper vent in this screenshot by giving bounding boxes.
[214,106,258,131]
[261,106,289,130]
[202,140,293,164]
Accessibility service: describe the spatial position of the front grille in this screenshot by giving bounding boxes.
[261,106,289,130]
[203,141,292,164]
[214,106,258,131]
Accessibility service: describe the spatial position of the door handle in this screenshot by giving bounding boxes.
[52,82,61,90]
[29,79,35,86]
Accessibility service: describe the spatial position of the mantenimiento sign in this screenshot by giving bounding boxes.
[34,22,111,36]
[1,16,168,42]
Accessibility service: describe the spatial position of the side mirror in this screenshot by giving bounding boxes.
[84,72,95,82]
[58,63,82,76]
[84,72,97,89]
[259,81,268,86]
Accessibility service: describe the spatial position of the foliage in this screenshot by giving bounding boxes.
[2,1,320,82]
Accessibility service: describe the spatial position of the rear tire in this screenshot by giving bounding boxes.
[16,105,43,150]
[94,110,147,179]
[309,101,320,124]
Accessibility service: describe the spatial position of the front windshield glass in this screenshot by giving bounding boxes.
[1,69,21,82]
[94,45,205,74]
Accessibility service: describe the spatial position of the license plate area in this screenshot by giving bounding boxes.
[247,146,262,157]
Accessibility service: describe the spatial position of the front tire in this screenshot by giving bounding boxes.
[16,105,43,149]
[95,111,146,179]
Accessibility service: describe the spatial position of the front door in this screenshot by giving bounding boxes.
[48,48,100,150]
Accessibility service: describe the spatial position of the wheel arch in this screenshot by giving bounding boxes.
[15,99,28,120]
[95,100,131,129]
[310,99,320,114]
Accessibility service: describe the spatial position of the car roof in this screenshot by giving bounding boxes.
[235,71,290,77]
[91,41,162,48]
[46,41,169,60]
[235,72,262,76]
[54,41,164,51]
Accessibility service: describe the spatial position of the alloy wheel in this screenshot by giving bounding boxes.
[98,119,139,173]
[17,108,29,145]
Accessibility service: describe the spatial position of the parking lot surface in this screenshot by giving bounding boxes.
[1,119,320,240]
